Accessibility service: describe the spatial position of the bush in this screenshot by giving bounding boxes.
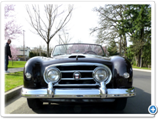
[29,51,47,58]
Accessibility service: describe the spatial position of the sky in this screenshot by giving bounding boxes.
[3,2,106,49]
[2,1,137,50]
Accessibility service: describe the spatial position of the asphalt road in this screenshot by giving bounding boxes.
[5,70,151,114]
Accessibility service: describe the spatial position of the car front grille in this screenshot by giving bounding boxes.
[43,62,113,88]
[54,65,98,88]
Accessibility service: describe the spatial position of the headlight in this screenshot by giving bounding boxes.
[25,72,32,79]
[123,72,130,78]
[44,68,61,84]
[93,66,112,84]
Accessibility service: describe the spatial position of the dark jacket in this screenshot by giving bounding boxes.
[5,43,12,58]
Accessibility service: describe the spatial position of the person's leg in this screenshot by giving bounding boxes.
[5,56,8,71]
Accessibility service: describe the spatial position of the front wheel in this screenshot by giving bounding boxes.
[27,99,43,110]
[111,98,127,110]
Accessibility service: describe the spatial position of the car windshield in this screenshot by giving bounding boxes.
[52,44,105,56]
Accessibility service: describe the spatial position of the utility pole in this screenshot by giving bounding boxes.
[23,30,26,61]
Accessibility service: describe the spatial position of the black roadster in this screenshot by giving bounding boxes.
[22,43,136,110]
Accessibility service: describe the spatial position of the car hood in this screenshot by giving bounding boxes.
[52,54,111,60]
[37,54,112,67]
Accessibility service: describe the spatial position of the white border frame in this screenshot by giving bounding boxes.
[0,0,156,118]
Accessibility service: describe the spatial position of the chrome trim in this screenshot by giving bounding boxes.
[61,70,93,73]
[99,82,107,98]
[44,62,109,68]
[54,84,99,87]
[41,98,115,103]
[43,67,61,84]
[43,62,112,84]
[22,88,50,98]
[106,89,136,97]
[48,82,54,95]
[61,78,94,80]
[93,66,112,84]
[54,89,100,98]
[21,87,136,98]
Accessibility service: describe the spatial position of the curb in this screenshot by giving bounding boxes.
[133,68,151,72]
[5,86,23,103]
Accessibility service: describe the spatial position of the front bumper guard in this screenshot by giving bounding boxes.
[21,82,136,98]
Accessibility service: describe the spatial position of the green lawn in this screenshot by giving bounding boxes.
[8,61,26,68]
[132,65,151,70]
[5,72,23,92]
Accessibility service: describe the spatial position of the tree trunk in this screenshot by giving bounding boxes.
[140,49,142,68]
[135,56,138,66]
[123,34,127,57]
[47,43,49,57]
[137,55,140,67]
[119,35,122,56]
[136,53,140,67]
[137,50,142,67]
[140,25,144,68]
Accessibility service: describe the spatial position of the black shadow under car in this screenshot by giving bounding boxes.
[21,43,136,110]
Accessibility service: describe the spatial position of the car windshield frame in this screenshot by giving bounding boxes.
[52,43,105,57]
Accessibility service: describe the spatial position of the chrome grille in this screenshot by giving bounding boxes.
[55,66,97,86]
[61,71,93,80]
[44,62,112,87]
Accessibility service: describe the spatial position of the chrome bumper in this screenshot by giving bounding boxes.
[21,82,136,98]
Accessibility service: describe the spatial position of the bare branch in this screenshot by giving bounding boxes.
[50,5,73,40]
[26,4,73,56]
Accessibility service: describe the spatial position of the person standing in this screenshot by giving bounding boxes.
[5,39,12,73]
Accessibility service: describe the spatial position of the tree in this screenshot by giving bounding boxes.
[91,5,127,56]
[29,45,50,58]
[91,4,151,67]
[5,4,22,40]
[26,4,73,57]
[58,29,72,44]
[29,52,35,58]
[10,45,19,60]
[107,40,118,56]
[123,5,151,67]
[126,47,134,64]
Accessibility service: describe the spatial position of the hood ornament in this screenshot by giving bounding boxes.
[76,55,78,61]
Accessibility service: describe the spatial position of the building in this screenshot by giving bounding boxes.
[17,47,31,61]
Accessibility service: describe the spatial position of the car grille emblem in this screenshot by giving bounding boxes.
[73,71,81,80]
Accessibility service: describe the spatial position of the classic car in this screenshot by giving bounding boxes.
[21,43,136,110]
